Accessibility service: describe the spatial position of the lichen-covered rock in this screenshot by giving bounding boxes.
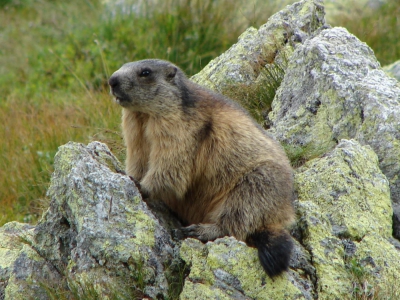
[32,141,182,299]
[383,59,400,81]
[295,139,399,299]
[0,222,62,300]
[0,222,32,299]
[268,26,400,239]
[191,0,326,92]
[180,237,312,300]
[4,244,63,300]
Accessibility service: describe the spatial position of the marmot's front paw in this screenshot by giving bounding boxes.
[181,224,208,242]
[181,224,227,242]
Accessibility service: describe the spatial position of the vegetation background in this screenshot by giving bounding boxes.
[0,0,399,226]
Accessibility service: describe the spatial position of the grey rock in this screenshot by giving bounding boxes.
[295,139,399,299]
[268,26,400,238]
[0,222,62,300]
[32,141,182,299]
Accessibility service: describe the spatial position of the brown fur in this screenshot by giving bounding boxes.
[109,59,295,277]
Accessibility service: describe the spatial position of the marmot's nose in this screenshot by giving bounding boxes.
[108,74,119,88]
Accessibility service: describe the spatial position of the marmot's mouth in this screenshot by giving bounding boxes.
[114,96,130,107]
[110,89,129,106]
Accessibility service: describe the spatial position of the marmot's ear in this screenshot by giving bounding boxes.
[166,66,178,80]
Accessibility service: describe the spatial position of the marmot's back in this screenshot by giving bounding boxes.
[109,59,294,278]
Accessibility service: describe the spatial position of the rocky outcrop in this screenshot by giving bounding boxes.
[1,142,184,299]
[36,141,184,299]
[2,139,399,299]
[268,26,400,239]
[1,0,400,299]
[296,139,399,299]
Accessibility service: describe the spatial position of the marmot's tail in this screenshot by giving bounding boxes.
[246,229,293,278]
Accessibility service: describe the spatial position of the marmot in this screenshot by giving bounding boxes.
[108,59,295,278]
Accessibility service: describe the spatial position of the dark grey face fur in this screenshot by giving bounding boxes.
[108,59,185,115]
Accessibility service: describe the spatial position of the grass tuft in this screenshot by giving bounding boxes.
[222,51,288,126]
[283,142,331,168]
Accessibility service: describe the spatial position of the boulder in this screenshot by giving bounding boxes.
[180,237,313,300]
[268,26,400,239]
[1,142,184,299]
[296,139,398,299]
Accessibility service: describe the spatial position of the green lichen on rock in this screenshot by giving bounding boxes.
[296,140,392,239]
[5,245,54,300]
[296,201,353,299]
[126,210,156,247]
[4,243,63,300]
[0,222,37,299]
[190,27,261,91]
[180,237,305,299]
[0,222,33,270]
[180,281,232,300]
[179,238,215,285]
[351,234,400,298]
[295,139,398,299]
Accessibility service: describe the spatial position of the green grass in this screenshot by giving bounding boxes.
[222,50,288,126]
[1,0,400,226]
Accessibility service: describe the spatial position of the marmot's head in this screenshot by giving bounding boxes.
[109,59,191,115]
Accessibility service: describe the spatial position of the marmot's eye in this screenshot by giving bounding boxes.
[139,69,151,77]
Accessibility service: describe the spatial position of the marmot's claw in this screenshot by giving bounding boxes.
[181,224,198,237]
[181,225,208,242]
